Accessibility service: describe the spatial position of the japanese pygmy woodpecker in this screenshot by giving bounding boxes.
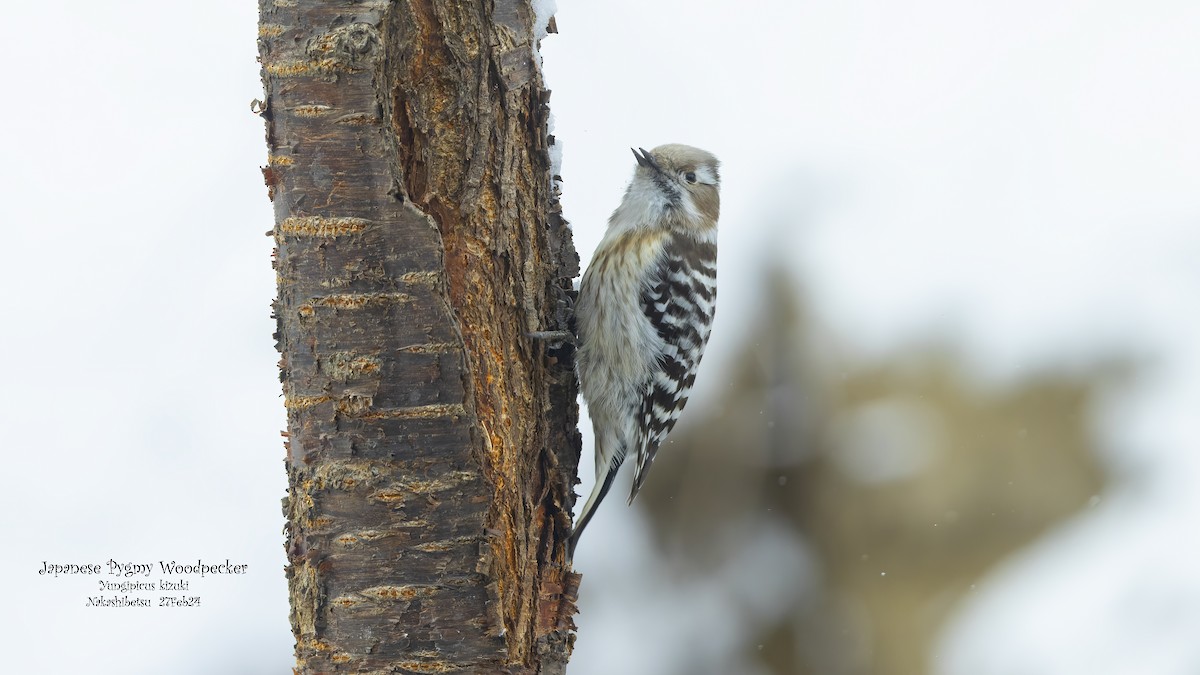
[569,144,720,556]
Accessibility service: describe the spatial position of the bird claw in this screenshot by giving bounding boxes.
[526,330,576,348]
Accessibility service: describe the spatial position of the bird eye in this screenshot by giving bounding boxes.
[684,171,697,183]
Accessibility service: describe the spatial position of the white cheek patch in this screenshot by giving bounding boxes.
[680,194,700,221]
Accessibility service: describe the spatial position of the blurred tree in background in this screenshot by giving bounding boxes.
[639,267,1127,675]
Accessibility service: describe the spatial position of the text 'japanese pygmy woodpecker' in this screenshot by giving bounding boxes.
[570,144,720,556]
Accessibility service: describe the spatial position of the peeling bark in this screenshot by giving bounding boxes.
[258,1,581,672]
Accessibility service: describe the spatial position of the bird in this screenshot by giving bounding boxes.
[568,144,720,556]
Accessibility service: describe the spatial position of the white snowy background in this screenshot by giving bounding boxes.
[0,1,1196,673]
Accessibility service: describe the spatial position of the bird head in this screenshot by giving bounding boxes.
[616,144,721,233]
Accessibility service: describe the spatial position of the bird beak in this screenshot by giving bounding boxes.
[632,147,662,174]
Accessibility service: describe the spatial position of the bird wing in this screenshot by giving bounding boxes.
[629,234,717,502]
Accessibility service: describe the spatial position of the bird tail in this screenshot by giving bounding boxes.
[568,441,623,558]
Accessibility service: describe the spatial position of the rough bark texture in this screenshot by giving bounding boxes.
[258,1,580,672]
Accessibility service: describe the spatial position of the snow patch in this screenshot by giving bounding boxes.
[532,0,557,43]
[531,0,563,195]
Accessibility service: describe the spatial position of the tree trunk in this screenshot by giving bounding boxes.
[258,1,581,672]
